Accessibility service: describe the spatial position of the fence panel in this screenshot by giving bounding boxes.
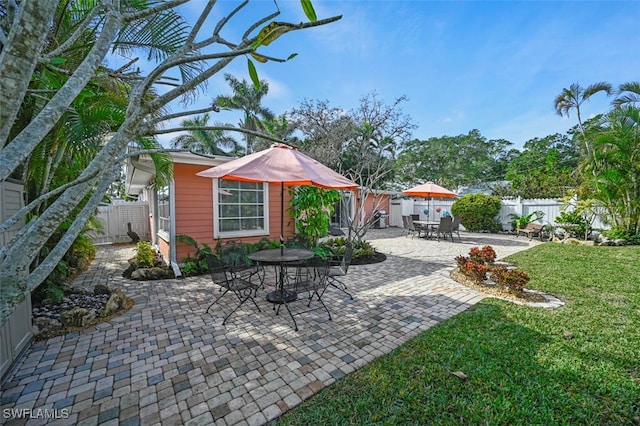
[400,196,610,232]
[91,201,150,244]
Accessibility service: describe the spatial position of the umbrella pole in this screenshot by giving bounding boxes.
[280,182,284,256]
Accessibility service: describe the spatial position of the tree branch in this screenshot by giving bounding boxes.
[0,170,101,234]
[149,105,223,125]
[43,2,104,59]
[0,0,58,148]
[0,6,123,180]
[149,125,283,144]
[121,0,189,23]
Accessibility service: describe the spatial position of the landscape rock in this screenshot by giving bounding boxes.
[93,283,111,295]
[60,307,96,327]
[130,266,173,280]
[102,289,126,317]
[33,317,63,336]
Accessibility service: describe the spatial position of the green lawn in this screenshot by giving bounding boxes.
[279,244,640,425]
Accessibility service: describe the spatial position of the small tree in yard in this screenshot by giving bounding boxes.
[0,0,340,324]
[451,194,502,232]
[291,93,416,244]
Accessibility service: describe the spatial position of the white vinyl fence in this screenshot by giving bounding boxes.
[91,200,150,244]
[390,196,610,231]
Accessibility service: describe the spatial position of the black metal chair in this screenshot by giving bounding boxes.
[205,254,262,325]
[325,243,354,300]
[219,241,265,293]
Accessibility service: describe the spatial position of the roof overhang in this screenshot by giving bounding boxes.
[125,151,234,195]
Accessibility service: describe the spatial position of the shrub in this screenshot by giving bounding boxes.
[180,262,200,276]
[451,194,502,232]
[490,267,530,296]
[455,245,496,283]
[603,227,640,245]
[459,260,489,283]
[135,241,156,267]
[509,210,544,230]
[469,245,496,264]
[555,210,588,238]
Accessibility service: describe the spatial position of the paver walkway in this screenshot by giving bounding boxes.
[1,229,541,425]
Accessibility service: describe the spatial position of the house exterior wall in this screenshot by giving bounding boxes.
[172,164,295,262]
[362,193,391,227]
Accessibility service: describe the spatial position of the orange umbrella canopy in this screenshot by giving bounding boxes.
[197,143,357,253]
[197,143,358,189]
[402,181,457,198]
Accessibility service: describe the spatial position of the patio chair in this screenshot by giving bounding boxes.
[294,256,331,324]
[401,215,410,236]
[407,215,428,238]
[220,241,265,293]
[451,216,462,241]
[205,254,262,325]
[431,216,454,242]
[325,243,354,300]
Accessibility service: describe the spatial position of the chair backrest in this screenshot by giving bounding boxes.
[451,216,461,231]
[438,216,453,232]
[341,243,354,274]
[205,254,229,284]
[406,215,416,231]
[402,215,409,229]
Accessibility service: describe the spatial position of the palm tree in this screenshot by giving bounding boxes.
[170,113,239,156]
[590,106,640,235]
[213,74,275,154]
[613,81,640,108]
[554,82,613,160]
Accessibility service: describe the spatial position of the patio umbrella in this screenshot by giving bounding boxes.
[402,181,457,221]
[197,143,358,254]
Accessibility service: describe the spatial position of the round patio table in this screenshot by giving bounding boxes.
[248,248,314,303]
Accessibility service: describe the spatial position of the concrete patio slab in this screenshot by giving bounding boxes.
[1,229,541,425]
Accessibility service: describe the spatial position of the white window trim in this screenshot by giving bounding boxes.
[212,179,270,239]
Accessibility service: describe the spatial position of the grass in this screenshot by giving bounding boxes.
[278,244,640,425]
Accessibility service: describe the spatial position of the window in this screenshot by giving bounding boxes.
[157,185,170,240]
[215,180,268,237]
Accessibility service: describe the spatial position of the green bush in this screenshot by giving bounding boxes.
[135,241,156,267]
[555,210,588,238]
[604,227,640,245]
[509,210,544,230]
[451,194,502,232]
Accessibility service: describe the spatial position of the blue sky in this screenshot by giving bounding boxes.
[144,1,639,150]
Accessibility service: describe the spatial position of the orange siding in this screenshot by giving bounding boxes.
[158,237,170,261]
[172,164,295,261]
[363,193,390,225]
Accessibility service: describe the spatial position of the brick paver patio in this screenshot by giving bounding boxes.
[1,228,541,425]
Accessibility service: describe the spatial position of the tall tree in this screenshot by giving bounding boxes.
[170,113,239,156]
[554,82,613,160]
[213,74,275,155]
[290,98,357,170]
[0,0,340,324]
[290,92,416,243]
[396,130,513,189]
[503,134,580,198]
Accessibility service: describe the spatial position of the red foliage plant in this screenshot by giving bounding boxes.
[469,245,496,264]
[490,266,530,295]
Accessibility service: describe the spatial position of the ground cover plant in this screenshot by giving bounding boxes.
[279,244,640,425]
